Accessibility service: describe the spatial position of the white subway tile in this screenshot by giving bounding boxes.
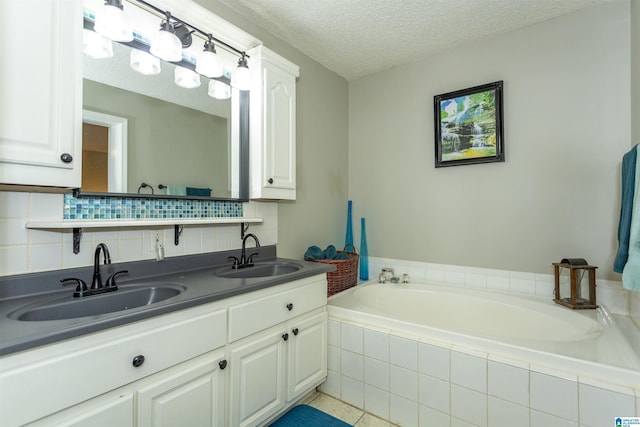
[364,328,389,362]
[341,376,364,409]
[451,350,487,393]
[451,417,479,427]
[445,264,465,286]
[0,191,30,218]
[530,409,577,427]
[341,323,364,354]
[364,385,390,420]
[0,246,29,276]
[328,319,341,347]
[426,263,445,283]
[364,357,389,391]
[578,383,635,427]
[530,371,578,421]
[419,405,450,427]
[29,244,63,272]
[390,334,418,370]
[488,359,529,407]
[319,370,341,399]
[418,341,450,381]
[451,385,487,427]
[29,193,63,220]
[390,365,418,402]
[0,219,29,245]
[419,373,450,414]
[341,349,364,381]
[328,345,341,372]
[390,394,419,427]
[488,397,529,427]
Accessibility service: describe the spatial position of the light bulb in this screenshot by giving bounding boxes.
[94,0,133,42]
[208,80,231,100]
[175,67,201,89]
[83,29,113,59]
[130,49,161,75]
[150,18,183,62]
[230,55,251,91]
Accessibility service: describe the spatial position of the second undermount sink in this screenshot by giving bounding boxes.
[8,283,186,322]
[215,262,302,279]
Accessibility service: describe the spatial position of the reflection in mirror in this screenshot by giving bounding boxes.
[81,36,247,200]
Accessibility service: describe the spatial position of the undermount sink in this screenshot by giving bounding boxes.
[215,262,302,279]
[8,283,186,322]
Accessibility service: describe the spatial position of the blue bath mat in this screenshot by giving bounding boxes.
[269,404,352,426]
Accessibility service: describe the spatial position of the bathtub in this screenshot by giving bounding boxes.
[325,280,640,425]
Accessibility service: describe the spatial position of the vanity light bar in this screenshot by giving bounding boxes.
[132,0,249,60]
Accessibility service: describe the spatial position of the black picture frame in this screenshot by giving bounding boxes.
[434,81,504,168]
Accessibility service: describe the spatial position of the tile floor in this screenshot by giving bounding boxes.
[303,392,399,426]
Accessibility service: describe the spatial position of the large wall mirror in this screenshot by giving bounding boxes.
[78,3,250,201]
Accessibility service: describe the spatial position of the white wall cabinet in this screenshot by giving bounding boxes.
[249,46,300,200]
[0,0,83,188]
[1,276,327,427]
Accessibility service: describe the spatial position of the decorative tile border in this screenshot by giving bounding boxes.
[63,194,243,220]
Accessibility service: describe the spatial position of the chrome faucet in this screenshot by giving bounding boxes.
[239,233,260,268]
[91,243,111,290]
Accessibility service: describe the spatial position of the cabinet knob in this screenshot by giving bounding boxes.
[282,333,289,341]
[60,153,73,163]
[286,303,294,311]
[218,360,228,370]
[292,328,299,336]
[267,178,274,184]
[132,355,145,367]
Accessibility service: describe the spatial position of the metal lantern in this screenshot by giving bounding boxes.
[552,258,597,309]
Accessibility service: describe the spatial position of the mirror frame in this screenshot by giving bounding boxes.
[76,21,250,202]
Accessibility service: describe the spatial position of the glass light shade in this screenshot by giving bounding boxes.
[196,50,223,78]
[130,49,161,75]
[174,67,201,89]
[150,28,183,62]
[208,80,231,100]
[83,29,113,59]
[94,3,133,42]
[231,63,251,91]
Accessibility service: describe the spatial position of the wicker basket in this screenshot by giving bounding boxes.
[306,244,359,296]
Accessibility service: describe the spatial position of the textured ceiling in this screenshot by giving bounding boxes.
[218,0,612,80]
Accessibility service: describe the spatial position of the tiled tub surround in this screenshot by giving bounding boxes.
[0,191,277,276]
[321,278,640,427]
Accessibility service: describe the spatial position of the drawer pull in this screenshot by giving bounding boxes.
[218,360,228,370]
[292,328,299,336]
[60,153,73,163]
[282,333,289,341]
[286,303,294,311]
[132,355,145,367]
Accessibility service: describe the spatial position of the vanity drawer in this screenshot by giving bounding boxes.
[0,303,226,427]
[228,277,327,342]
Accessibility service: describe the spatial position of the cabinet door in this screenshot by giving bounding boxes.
[137,351,226,427]
[25,392,134,427]
[262,62,296,197]
[287,312,328,401]
[229,326,288,427]
[0,0,82,187]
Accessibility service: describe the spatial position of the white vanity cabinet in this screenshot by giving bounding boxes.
[0,0,83,188]
[228,277,327,426]
[248,46,300,200]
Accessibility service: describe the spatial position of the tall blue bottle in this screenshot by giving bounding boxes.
[359,217,369,281]
[345,200,353,247]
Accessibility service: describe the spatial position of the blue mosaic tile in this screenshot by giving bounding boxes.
[63,194,243,220]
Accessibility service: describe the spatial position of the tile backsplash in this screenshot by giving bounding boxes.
[63,194,243,220]
[0,191,277,276]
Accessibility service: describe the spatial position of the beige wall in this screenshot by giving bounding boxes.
[194,0,350,259]
[348,1,631,280]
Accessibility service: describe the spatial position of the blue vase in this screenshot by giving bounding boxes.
[345,200,353,247]
[359,217,369,281]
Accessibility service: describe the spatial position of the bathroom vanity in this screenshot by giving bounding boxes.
[0,248,333,427]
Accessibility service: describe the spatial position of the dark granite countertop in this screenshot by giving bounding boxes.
[0,246,334,356]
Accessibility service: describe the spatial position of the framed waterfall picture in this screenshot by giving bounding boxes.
[434,81,504,167]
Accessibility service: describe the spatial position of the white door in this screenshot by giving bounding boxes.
[0,0,82,187]
[287,312,327,401]
[137,351,226,427]
[229,326,288,427]
[25,393,134,427]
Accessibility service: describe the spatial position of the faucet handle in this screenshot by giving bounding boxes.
[247,253,259,265]
[61,278,88,298]
[106,270,128,289]
[227,256,240,269]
